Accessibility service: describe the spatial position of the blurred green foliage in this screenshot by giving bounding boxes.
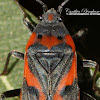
[0,0,29,100]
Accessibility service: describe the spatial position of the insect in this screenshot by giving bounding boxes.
[0,0,100,100]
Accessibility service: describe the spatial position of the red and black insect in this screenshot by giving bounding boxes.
[0,0,99,100]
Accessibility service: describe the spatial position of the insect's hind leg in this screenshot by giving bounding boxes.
[0,51,24,75]
[83,60,100,94]
[0,89,21,100]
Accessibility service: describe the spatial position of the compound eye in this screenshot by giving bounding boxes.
[57,36,63,40]
[37,34,42,39]
[38,16,43,21]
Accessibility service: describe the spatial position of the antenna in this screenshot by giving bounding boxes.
[36,0,48,12]
[57,0,69,14]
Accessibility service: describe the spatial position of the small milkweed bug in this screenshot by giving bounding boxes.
[0,0,100,100]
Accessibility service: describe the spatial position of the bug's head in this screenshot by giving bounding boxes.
[37,0,69,24]
[40,8,62,24]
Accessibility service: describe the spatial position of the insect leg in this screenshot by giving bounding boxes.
[72,28,88,42]
[83,59,100,94]
[80,91,96,100]
[23,15,36,33]
[0,89,20,100]
[0,51,24,75]
[14,0,37,33]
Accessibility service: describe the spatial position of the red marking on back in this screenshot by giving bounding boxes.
[53,53,77,99]
[25,32,36,51]
[57,53,77,90]
[48,14,53,21]
[24,54,46,100]
[53,92,63,100]
[20,90,22,100]
[65,34,75,52]
[78,91,80,100]
[39,35,63,49]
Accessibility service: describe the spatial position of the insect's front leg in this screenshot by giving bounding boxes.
[0,89,20,100]
[0,51,24,75]
[14,0,37,33]
[23,15,36,33]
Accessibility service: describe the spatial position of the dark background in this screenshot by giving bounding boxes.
[19,0,100,65]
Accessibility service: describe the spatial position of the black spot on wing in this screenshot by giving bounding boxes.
[46,95,52,100]
[28,86,39,100]
[60,85,72,97]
